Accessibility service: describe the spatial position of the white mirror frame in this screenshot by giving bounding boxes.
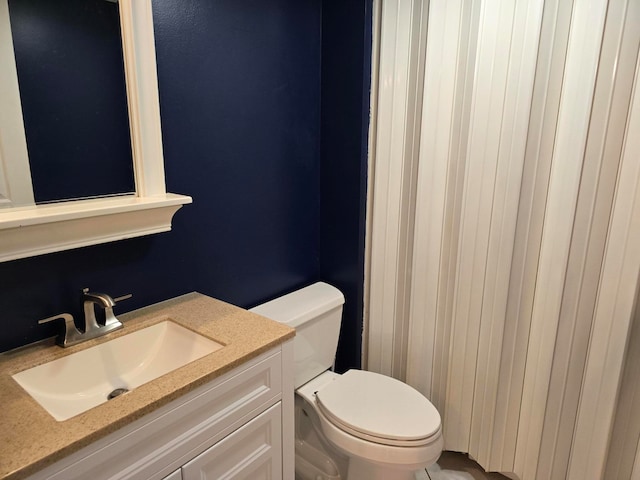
[0,0,191,263]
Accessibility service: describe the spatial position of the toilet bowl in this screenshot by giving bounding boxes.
[250,282,443,480]
[298,371,443,480]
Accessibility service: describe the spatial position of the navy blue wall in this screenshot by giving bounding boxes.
[1,0,370,371]
[320,0,371,372]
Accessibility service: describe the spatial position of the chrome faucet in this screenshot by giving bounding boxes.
[83,288,117,332]
[39,288,132,347]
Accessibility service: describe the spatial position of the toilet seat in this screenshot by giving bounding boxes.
[315,370,441,447]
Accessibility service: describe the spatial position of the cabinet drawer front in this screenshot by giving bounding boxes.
[182,403,282,480]
[30,349,282,480]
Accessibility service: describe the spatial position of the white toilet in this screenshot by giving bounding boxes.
[250,282,443,480]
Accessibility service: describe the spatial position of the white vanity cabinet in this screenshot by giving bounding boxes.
[167,403,282,480]
[162,471,182,480]
[27,341,294,480]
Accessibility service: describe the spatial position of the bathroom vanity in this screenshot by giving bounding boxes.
[0,293,295,480]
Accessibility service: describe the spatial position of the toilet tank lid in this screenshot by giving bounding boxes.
[249,282,345,328]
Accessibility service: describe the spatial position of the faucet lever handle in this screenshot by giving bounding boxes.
[113,293,132,303]
[38,313,75,325]
[38,313,82,347]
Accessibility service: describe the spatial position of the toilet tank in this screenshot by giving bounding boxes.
[249,282,345,388]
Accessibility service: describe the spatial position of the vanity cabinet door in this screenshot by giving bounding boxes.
[181,403,282,480]
[162,469,182,480]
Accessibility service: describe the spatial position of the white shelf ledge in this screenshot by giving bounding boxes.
[0,193,192,262]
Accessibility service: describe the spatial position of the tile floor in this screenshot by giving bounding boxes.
[425,452,511,480]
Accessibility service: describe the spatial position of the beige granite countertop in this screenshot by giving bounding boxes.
[0,293,294,480]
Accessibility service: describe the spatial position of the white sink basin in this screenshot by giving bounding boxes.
[12,321,223,421]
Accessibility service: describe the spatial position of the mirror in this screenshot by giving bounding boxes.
[8,0,136,204]
[0,0,191,262]
[8,0,135,204]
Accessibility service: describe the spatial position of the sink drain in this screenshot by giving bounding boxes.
[107,388,129,400]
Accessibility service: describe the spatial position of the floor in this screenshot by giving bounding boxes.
[425,452,512,480]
